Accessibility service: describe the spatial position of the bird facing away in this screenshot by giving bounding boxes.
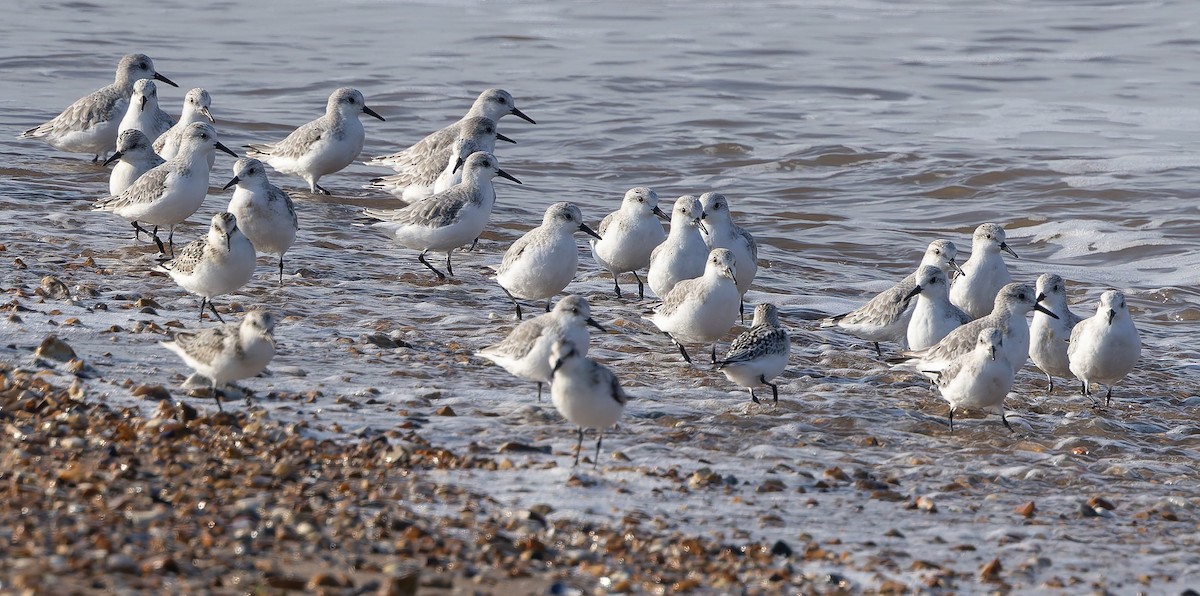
[104,128,164,196]
[94,122,238,255]
[160,310,276,411]
[648,247,740,364]
[1068,289,1140,406]
[117,78,174,144]
[950,223,1019,319]
[19,53,177,160]
[716,303,791,405]
[1029,273,1084,393]
[895,283,1058,381]
[155,87,215,160]
[549,338,630,469]
[364,88,534,172]
[820,239,961,356]
[477,295,605,402]
[224,157,299,284]
[648,194,709,299]
[154,212,257,324]
[590,187,669,299]
[364,151,520,280]
[496,202,601,319]
[905,265,972,351]
[699,192,758,320]
[246,87,385,195]
[930,327,1015,433]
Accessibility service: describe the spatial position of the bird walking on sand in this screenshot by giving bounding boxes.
[1029,273,1083,393]
[549,338,630,468]
[716,303,790,405]
[591,187,669,299]
[161,310,276,411]
[950,223,1019,319]
[1068,290,1140,406]
[18,53,177,160]
[496,202,601,319]
[246,87,385,195]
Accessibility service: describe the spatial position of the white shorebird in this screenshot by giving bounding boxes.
[821,239,961,356]
[496,202,601,319]
[364,88,534,172]
[698,192,758,321]
[161,310,276,411]
[224,158,299,284]
[104,129,164,196]
[549,338,630,469]
[155,88,215,161]
[715,303,791,405]
[18,53,177,160]
[477,295,606,402]
[154,212,257,323]
[929,327,1015,432]
[95,122,238,254]
[590,187,669,299]
[246,87,385,195]
[365,151,520,279]
[1068,290,1140,406]
[1029,273,1084,393]
[895,283,1058,381]
[905,265,972,351]
[648,195,708,299]
[648,248,740,364]
[117,78,174,144]
[950,223,1019,319]
[366,116,509,201]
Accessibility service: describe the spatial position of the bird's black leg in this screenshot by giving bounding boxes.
[710,343,717,364]
[212,379,224,412]
[278,255,285,285]
[1105,385,1113,407]
[445,252,454,277]
[1045,372,1054,395]
[666,333,691,364]
[1001,410,1014,432]
[740,297,746,324]
[501,287,523,320]
[536,381,543,402]
[315,182,331,196]
[132,221,142,241]
[632,270,644,300]
[574,427,584,467]
[749,387,759,404]
[763,375,779,405]
[206,299,226,324]
[873,342,882,358]
[198,297,207,322]
[167,226,176,258]
[948,407,954,433]
[545,299,551,312]
[594,431,604,470]
[417,250,447,280]
[612,273,622,299]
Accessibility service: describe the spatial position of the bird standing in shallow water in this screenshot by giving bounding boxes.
[1068,289,1140,406]
[930,327,1015,433]
[716,303,790,405]
[224,158,299,285]
[1029,273,1083,393]
[161,310,277,411]
[591,187,669,300]
[549,338,630,469]
[950,223,1019,319]
[154,212,257,324]
[496,202,601,320]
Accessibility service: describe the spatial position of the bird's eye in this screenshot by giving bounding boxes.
[139,62,148,69]
[1018,293,1026,300]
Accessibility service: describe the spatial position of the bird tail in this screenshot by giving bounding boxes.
[18,123,51,139]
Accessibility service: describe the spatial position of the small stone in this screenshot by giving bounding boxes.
[434,405,456,416]
[915,496,937,513]
[1087,496,1116,511]
[757,479,786,493]
[106,554,137,575]
[39,276,71,300]
[131,385,171,401]
[377,571,419,596]
[34,335,76,362]
[770,540,792,557]
[979,557,1003,582]
[497,442,550,454]
[1015,501,1036,518]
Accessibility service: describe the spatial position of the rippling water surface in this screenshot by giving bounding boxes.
[2,0,1199,591]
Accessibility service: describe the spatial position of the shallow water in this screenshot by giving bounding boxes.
[2,0,1199,591]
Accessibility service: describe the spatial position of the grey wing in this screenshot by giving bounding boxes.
[722,326,787,363]
[656,277,701,317]
[931,353,966,388]
[151,126,174,152]
[497,231,535,276]
[1065,307,1085,328]
[369,125,456,169]
[484,316,550,359]
[95,165,171,209]
[25,85,125,137]
[596,211,617,237]
[837,281,912,326]
[171,324,237,366]
[950,304,973,325]
[365,186,470,225]
[905,318,982,363]
[592,361,628,406]
[271,185,299,230]
[250,118,325,159]
[159,239,207,275]
[738,226,758,261]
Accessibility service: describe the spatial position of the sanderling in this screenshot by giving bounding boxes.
[364,88,534,172]
[905,265,972,351]
[496,202,601,319]
[930,327,1015,433]
[104,129,164,196]
[95,122,237,254]
[590,187,669,299]
[246,87,385,195]
[648,248,740,364]
[951,223,1019,319]
[160,310,276,411]
[155,88,215,162]
[478,295,605,401]
[648,195,708,299]
[364,151,520,279]
[224,158,299,284]
[699,192,758,320]
[1029,273,1084,393]
[820,239,960,356]
[715,303,791,405]
[366,116,507,201]
[154,212,257,323]
[118,79,174,144]
[1068,290,1140,406]
[896,283,1057,381]
[549,338,629,468]
[18,53,177,160]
